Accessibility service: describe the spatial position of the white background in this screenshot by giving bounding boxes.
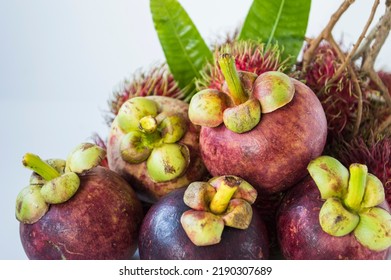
[0,0,390,260]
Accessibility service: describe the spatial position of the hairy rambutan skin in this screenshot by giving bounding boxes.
[299,43,370,141]
[197,41,289,92]
[107,64,184,125]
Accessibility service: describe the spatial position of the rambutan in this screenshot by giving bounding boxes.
[299,42,372,141]
[196,41,289,92]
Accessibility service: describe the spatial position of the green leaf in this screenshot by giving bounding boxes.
[150,0,213,100]
[238,0,311,64]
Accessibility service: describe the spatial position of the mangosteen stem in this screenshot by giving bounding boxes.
[139,115,157,134]
[218,53,247,105]
[209,183,237,214]
[344,164,368,212]
[22,153,60,181]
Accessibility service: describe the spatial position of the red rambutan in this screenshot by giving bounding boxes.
[300,42,371,141]
[106,64,185,125]
[197,41,289,92]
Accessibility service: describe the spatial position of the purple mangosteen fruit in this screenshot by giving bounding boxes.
[138,176,269,259]
[189,53,327,195]
[16,143,143,260]
[277,155,391,259]
[107,96,207,203]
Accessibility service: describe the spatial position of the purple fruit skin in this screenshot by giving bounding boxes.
[138,188,269,260]
[20,167,143,260]
[277,176,391,260]
[200,79,327,195]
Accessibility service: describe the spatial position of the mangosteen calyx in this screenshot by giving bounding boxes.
[115,96,190,183]
[188,52,294,134]
[180,176,257,246]
[16,143,106,224]
[308,155,391,251]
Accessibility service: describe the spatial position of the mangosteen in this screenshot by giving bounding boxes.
[189,52,327,196]
[277,155,391,260]
[16,143,143,260]
[107,96,207,203]
[138,176,269,259]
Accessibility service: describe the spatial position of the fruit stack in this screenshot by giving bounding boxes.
[15,0,391,260]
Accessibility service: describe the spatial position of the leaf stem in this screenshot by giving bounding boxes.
[22,153,60,181]
[218,53,247,105]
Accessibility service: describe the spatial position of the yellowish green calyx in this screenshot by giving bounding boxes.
[307,156,349,199]
[183,182,216,211]
[222,199,253,229]
[159,114,187,143]
[308,156,391,251]
[66,143,106,173]
[319,197,359,237]
[40,172,80,204]
[354,207,391,251]
[120,131,152,164]
[180,210,224,246]
[15,185,49,224]
[188,89,227,127]
[254,71,295,113]
[18,144,104,224]
[116,97,189,182]
[361,174,385,209]
[223,98,261,134]
[189,53,293,134]
[117,97,158,133]
[146,143,190,182]
[181,176,257,246]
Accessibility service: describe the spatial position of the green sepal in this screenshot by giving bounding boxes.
[307,156,349,200]
[319,197,359,237]
[117,97,158,133]
[223,98,261,133]
[361,173,385,209]
[120,131,152,164]
[146,143,190,182]
[40,172,80,204]
[354,207,391,251]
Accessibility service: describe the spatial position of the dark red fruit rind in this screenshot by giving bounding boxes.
[138,188,269,260]
[277,176,390,260]
[200,79,327,194]
[20,167,143,260]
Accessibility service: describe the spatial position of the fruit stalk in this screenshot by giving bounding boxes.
[218,53,247,105]
[344,164,368,211]
[22,153,60,181]
[209,183,237,214]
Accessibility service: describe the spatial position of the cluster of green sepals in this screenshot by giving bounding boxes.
[189,53,295,134]
[308,156,391,251]
[15,143,106,224]
[116,97,190,182]
[181,176,258,246]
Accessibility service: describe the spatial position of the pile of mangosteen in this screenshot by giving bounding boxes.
[16,0,391,260]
